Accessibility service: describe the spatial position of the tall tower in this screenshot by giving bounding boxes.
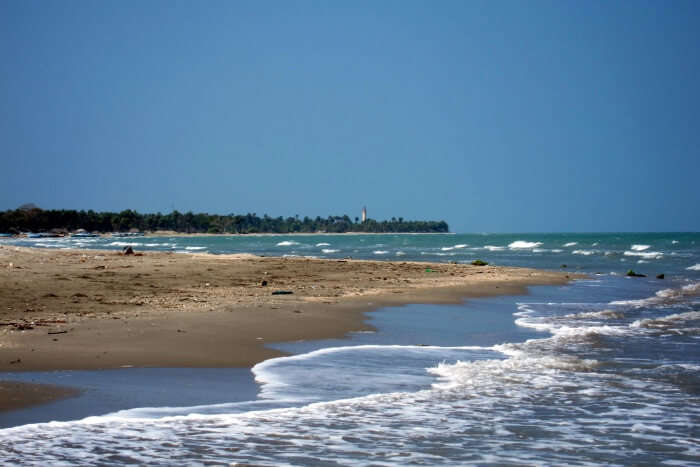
[361,206,367,223]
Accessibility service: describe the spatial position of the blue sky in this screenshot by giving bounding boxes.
[1,1,698,232]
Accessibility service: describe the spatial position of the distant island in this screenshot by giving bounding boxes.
[0,207,449,234]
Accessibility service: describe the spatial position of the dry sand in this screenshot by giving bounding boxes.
[0,245,577,411]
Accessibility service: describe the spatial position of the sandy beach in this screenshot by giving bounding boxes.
[1,245,575,410]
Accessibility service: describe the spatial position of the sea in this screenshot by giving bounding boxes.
[1,233,699,466]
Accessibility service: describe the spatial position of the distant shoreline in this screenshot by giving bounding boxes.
[0,231,456,239]
[0,208,449,235]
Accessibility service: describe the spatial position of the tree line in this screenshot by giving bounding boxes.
[0,208,449,234]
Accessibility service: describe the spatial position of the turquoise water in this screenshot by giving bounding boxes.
[6,231,699,274]
[1,233,699,465]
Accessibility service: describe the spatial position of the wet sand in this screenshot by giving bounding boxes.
[0,245,577,410]
[0,380,81,413]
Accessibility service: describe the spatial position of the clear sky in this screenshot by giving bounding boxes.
[1,1,698,233]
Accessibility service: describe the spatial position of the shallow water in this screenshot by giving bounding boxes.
[1,233,699,465]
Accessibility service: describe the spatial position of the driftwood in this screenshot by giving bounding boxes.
[0,319,67,330]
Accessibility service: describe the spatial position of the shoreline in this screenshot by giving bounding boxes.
[0,245,579,411]
[1,231,455,239]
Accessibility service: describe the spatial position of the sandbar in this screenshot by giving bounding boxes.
[0,245,577,410]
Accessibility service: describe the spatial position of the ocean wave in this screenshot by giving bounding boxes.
[321,249,339,254]
[508,241,542,249]
[276,241,299,246]
[483,245,505,251]
[316,243,331,247]
[373,250,389,255]
[631,244,651,251]
[687,264,700,271]
[441,244,467,251]
[184,246,206,250]
[623,250,663,259]
[631,311,700,335]
[563,242,578,247]
[253,344,490,402]
[395,251,406,256]
[515,316,633,338]
[428,353,599,393]
[610,282,700,308]
[564,309,626,320]
[572,249,596,256]
[1,318,698,466]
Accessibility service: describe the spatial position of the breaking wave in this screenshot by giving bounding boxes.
[276,241,299,247]
[508,241,542,249]
[624,250,664,259]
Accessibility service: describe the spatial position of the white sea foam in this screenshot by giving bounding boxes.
[631,244,651,251]
[185,246,206,250]
[429,353,599,392]
[454,244,468,249]
[631,311,700,334]
[572,249,596,256]
[551,249,563,253]
[321,249,339,254]
[253,344,490,402]
[441,247,454,251]
[565,309,626,320]
[623,250,663,259]
[687,264,700,271]
[484,245,505,251]
[609,282,700,308]
[508,241,542,249]
[316,242,331,247]
[1,328,697,465]
[514,315,633,338]
[276,241,299,246]
[563,242,578,247]
[373,250,389,255]
[395,251,405,256]
[672,240,679,244]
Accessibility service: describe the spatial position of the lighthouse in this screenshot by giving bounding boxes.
[361,206,367,223]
